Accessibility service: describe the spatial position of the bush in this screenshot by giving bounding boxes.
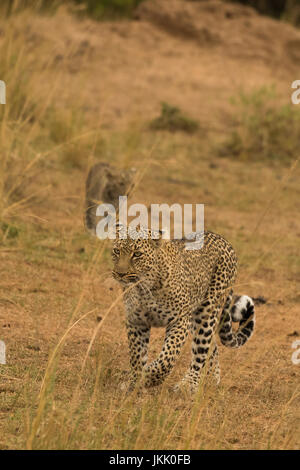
[219,86,300,163]
[150,102,199,134]
[74,0,144,20]
[0,1,144,20]
[224,0,300,26]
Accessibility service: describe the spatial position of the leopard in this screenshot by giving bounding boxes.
[111,225,255,393]
[85,162,136,236]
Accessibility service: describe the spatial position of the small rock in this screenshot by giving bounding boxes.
[27,345,40,351]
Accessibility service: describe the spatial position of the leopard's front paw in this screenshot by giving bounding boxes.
[120,379,136,395]
[173,377,199,395]
[120,370,142,393]
[142,364,165,388]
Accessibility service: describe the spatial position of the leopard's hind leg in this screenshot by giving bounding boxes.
[177,298,224,392]
[175,253,236,393]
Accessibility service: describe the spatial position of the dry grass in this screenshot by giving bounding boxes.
[0,5,299,450]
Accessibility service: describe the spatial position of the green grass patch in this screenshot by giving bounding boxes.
[0,221,19,239]
[74,0,144,20]
[150,102,199,134]
[219,86,300,163]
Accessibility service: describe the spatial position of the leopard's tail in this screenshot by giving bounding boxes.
[218,289,255,348]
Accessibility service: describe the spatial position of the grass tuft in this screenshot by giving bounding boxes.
[150,102,199,134]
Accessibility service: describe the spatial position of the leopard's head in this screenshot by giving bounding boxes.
[111,225,164,286]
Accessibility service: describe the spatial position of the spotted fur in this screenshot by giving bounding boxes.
[111,226,255,393]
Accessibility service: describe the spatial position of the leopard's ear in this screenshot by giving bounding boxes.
[114,222,127,240]
[151,227,169,247]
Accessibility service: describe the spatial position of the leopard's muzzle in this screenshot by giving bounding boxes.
[112,271,139,284]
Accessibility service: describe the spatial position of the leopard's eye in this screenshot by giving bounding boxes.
[113,248,120,256]
[132,250,142,258]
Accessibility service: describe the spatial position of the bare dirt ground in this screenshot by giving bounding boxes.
[0,0,299,449]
